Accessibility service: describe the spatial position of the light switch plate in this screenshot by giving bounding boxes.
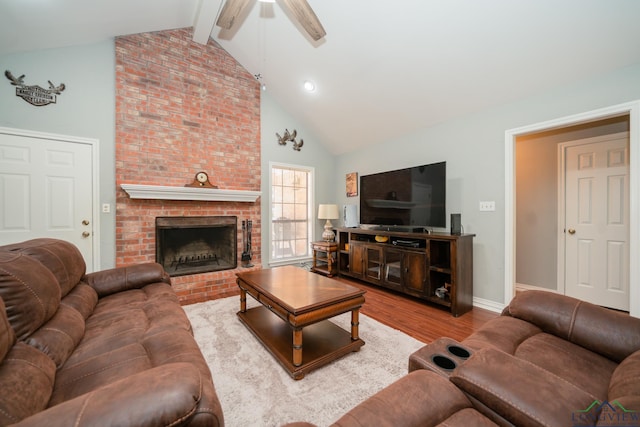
[479,201,495,211]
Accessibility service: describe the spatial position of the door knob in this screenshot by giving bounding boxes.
[82,231,91,238]
[82,220,90,226]
[568,229,576,235]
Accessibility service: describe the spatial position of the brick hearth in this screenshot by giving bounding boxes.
[115,28,261,304]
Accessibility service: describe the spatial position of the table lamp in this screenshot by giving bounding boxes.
[318,204,340,241]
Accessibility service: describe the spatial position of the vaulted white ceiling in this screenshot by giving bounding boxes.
[2,0,640,154]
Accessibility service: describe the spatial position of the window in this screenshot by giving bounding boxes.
[270,163,314,263]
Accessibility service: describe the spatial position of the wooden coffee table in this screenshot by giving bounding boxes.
[236,266,366,380]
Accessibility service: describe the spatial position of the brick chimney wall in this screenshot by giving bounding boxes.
[115,28,261,304]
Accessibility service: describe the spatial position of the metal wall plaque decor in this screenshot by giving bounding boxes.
[276,128,304,151]
[5,70,66,106]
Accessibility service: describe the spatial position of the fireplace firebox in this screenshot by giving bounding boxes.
[156,216,237,277]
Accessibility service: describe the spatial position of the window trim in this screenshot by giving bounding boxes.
[268,161,315,266]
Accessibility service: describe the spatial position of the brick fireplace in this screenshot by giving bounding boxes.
[115,28,261,304]
[156,216,237,277]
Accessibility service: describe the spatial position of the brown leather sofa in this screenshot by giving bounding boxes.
[306,290,640,427]
[443,290,640,426]
[0,238,223,426]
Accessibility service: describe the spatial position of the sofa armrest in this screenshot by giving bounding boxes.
[12,363,214,427]
[450,347,598,427]
[84,263,170,297]
[331,369,497,427]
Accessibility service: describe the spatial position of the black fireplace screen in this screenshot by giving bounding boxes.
[156,216,237,277]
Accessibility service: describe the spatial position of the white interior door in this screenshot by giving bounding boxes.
[0,128,96,270]
[563,133,629,311]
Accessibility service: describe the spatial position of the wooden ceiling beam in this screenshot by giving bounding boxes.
[215,0,252,30]
[280,0,326,41]
[192,0,220,44]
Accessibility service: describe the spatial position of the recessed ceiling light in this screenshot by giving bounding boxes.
[258,0,275,3]
[303,80,316,92]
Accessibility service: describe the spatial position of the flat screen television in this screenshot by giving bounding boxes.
[359,161,446,229]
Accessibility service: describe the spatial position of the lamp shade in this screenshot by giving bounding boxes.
[318,204,340,220]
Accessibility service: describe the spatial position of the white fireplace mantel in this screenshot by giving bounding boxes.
[121,184,261,202]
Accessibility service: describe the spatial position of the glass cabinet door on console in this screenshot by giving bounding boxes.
[384,248,426,293]
[383,249,403,290]
[365,246,383,282]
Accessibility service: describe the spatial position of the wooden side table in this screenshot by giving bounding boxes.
[310,241,338,277]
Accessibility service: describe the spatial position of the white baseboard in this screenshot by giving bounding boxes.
[468,285,560,314]
[473,296,504,313]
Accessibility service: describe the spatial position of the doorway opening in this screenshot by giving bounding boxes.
[505,100,640,318]
[515,117,629,310]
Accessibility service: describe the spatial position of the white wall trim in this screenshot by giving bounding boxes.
[267,161,316,266]
[120,184,261,202]
[505,101,640,318]
[473,296,504,314]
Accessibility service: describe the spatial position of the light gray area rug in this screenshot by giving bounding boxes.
[183,296,424,427]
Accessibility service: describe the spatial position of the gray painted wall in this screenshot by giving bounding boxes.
[0,41,337,272]
[515,133,558,289]
[260,92,336,266]
[0,41,117,268]
[2,39,640,309]
[334,63,640,306]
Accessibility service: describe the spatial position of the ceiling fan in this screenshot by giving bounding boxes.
[216,0,326,41]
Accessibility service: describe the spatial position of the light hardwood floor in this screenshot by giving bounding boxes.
[335,276,499,344]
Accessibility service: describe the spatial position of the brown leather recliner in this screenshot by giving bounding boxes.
[0,238,224,426]
[447,290,640,426]
[301,291,640,427]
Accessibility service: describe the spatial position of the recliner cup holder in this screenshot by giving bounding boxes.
[431,355,457,371]
[409,338,474,377]
[447,344,471,359]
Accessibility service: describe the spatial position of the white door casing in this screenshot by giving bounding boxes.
[0,127,99,271]
[560,133,629,311]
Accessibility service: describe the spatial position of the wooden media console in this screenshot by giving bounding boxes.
[335,228,474,316]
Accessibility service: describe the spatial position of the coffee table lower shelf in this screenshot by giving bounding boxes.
[237,305,365,380]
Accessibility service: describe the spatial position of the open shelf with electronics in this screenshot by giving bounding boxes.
[335,227,474,316]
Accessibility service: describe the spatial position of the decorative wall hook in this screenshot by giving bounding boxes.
[276,128,304,151]
[5,70,65,106]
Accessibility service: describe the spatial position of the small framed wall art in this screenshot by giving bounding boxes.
[346,172,358,197]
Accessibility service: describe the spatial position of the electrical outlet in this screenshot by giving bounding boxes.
[102,203,111,213]
[479,201,495,211]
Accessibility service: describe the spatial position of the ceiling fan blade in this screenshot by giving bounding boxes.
[280,0,326,41]
[216,0,253,30]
